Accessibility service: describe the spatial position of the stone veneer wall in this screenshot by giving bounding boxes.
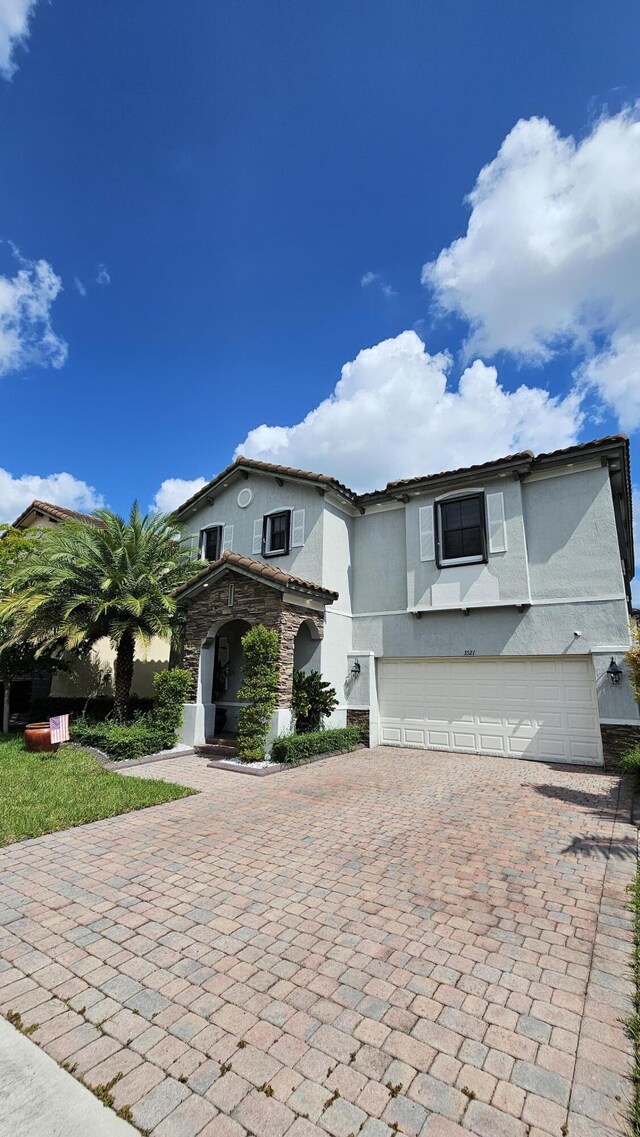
[180,572,324,708]
[346,708,370,746]
[601,723,640,767]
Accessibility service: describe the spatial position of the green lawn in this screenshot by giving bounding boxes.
[0,735,196,846]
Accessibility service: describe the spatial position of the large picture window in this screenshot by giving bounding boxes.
[437,494,486,566]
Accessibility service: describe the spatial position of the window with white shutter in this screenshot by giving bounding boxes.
[222,524,234,553]
[419,505,435,561]
[486,492,507,553]
[252,519,262,555]
[291,509,305,548]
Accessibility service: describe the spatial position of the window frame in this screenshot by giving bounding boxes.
[262,509,291,557]
[200,524,223,562]
[435,493,488,568]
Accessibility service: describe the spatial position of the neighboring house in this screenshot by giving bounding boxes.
[10,500,169,701]
[172,435,636,767]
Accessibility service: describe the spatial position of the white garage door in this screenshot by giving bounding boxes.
[378,657,603,765]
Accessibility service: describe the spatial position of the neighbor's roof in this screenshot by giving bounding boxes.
[173,455,357,517]
[11,500,107,529]
[174,549,339,603]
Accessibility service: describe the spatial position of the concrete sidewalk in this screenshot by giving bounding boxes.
[0,1015,137,1137]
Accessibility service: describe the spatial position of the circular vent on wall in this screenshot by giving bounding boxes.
[237,487,253,508]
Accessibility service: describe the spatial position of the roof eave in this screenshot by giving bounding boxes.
[173,459,355,520]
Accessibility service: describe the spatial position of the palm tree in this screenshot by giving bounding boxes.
[1,504,200,721]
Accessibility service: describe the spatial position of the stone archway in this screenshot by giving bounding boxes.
[293,617,322,673]
[174,556,335,747]
[211,617,251,734]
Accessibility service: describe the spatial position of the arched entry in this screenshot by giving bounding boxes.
[212,618,251,734]
[293,618,322,673]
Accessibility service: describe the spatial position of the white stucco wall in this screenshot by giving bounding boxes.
[182,474,326,583]
[179,458,638,734]
[522,465,626,601]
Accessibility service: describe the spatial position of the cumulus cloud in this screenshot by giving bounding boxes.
[423,107,640,426]
[96,264,111,286]
[0,246,67,376]
[0,469,104,523]
[151,476,207,514]
[235,331,581,492]
[0,0,37,79]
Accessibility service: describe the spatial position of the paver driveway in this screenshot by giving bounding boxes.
[0,748,635,1137]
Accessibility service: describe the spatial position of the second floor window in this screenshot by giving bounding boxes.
[263,510,290,556]
[437,494,486,565]
[201,525,222,562]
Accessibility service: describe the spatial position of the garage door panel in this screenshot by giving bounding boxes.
[479,734,506,752]
[567,712,598,731]
[378,657,603,767]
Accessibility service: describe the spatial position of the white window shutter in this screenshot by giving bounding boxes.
[419,506,435,561]
[291,508,305,548]
[486,492,507,553]
[222,524,234,553]
[252,519,263,555]
[188,533,200,556]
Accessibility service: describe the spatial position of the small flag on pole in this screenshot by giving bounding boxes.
[49,715,70,744]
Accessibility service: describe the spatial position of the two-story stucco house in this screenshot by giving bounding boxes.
[172,433,636,768]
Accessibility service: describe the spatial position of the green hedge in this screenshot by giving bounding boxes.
[69,668,191,761]
[271,726,361,765]
[236,626,279,761]
[71,718,166,761]
[621,747,640,778]
[29,695,154,723]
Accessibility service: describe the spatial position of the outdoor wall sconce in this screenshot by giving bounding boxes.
[607,657,623,684]
[350,659,361,678]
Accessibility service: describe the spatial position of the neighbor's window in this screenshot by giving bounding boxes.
[263,510,291,556]
[200,525,222,562]
[437,495,486,565]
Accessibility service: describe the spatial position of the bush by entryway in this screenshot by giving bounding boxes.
[70,668,191,761]
[271,725,361,765]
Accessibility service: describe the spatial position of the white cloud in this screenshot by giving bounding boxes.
[0,469,104,523]
[0,0,37,80]
[361,270,397,298]
[96,264,111,286]
[235,331,581,492]
[73,276,86,297]
[0,246,67,376]
[151,476,207,514]
[423,107,640,426]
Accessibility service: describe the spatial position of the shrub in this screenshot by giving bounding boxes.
[291,669,338,732]
[152,668,190,745]
[69,668,190,761]
[71,718,166,761]
[628,623,640,706]
[620,747,640,778]
[236,626,279,762]
[29,696,154,724]
[271,725,361,765]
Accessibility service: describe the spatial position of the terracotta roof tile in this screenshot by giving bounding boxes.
[174,549,339,603]
[174,456,356,515]
[11,499,106,528]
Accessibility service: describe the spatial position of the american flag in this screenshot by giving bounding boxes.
[49,715,70,744]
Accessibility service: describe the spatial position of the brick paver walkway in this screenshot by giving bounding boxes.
[0,748,635,1137]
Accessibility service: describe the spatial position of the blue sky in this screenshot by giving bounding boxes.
[1,1,639,530]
